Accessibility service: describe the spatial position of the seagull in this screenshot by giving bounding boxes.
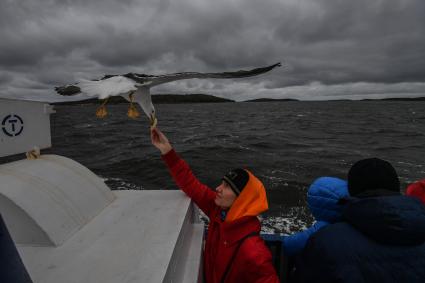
[55,62,281,126]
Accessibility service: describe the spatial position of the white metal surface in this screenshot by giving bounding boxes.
[18,190,202,283]
[170,223,204,283]
[0,98,54,158]
[0,155,115,246]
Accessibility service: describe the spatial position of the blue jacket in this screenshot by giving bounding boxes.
[294,195,425,283]
[282,177,348,256]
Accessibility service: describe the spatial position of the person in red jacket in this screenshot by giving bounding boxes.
[406,179,425,204]
[151,127,279,283]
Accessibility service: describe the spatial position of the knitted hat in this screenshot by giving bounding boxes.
[348,158,400,197]
[222,168,249,196]
[406,179,425,204]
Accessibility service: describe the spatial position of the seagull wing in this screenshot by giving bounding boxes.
[55,76,138,99]
[147,62,281,87]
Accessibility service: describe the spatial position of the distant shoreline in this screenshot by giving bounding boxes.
[361,97,425,101]
[52,94,425,105]
[243,97,425,102]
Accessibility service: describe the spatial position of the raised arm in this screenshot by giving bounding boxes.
[151,127,217,216]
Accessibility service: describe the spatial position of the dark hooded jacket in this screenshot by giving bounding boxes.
[294,195,425,283]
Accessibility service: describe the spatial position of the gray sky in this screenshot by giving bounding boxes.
[1,0,424,101]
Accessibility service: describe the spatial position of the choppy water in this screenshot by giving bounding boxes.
[7,101,425,233]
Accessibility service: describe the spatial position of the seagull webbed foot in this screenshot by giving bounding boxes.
[96,98,109,118]
[127,104,141,119]
[127,91,141,119]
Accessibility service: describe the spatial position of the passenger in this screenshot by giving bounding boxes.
[283,177,348,256]
[150,127,279,283]
[294,158,425,283]
[0,215,33,283]
[406,179,425,204]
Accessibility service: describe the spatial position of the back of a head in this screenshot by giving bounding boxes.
[348,158,400,197]
[307,177,348,222]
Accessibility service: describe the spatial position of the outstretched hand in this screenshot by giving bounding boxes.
[151,126,173,155]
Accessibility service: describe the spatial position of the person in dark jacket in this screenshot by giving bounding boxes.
[150,127,279,283]
[0,215,33,283]
[294,158,425,283]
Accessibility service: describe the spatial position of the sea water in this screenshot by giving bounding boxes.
[10,100,425,233]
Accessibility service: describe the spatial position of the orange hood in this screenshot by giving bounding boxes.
[225,170,269,222]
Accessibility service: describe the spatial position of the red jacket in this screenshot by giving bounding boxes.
[162,150,279,283]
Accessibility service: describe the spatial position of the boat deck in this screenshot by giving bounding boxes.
[18,191,203,283]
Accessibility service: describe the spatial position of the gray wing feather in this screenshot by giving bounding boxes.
[147,62,281,87]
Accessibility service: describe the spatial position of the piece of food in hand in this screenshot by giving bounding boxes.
[149,113,158,128]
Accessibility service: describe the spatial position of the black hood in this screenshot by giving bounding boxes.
[343,195,425,245]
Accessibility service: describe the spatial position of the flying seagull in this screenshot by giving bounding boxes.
[55,62,281,126]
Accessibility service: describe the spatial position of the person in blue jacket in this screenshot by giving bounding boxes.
[282,176,348,256]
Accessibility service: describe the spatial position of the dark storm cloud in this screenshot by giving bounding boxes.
[273,0,425,85]
[0,0,424,101]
